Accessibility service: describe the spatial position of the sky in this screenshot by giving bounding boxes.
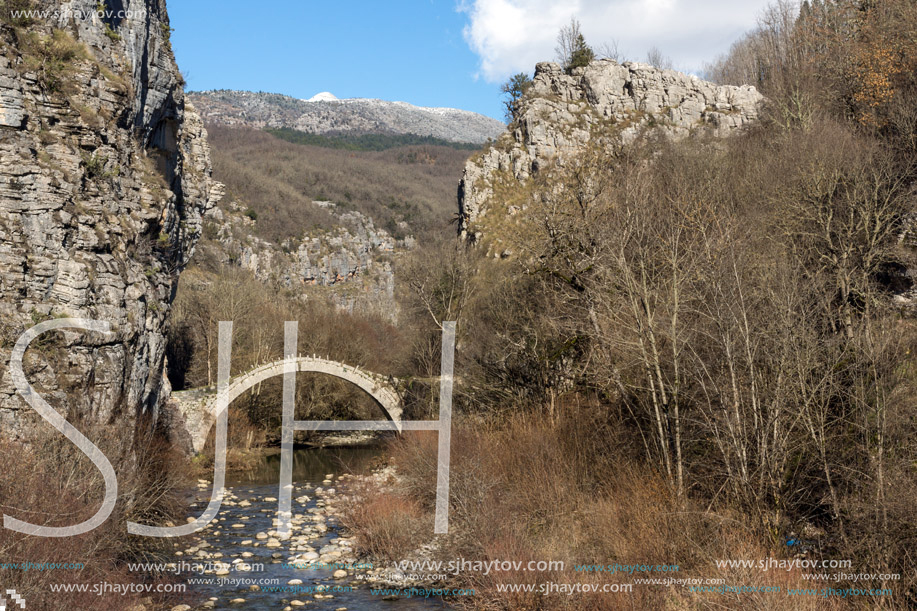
[169,0,775,121]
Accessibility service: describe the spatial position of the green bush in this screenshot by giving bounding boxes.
[1,0,34,27]
[19,29,86,93]
[103,24,120,42]
[81,151,108,178]
[568,33,595,70]
[500,72,533,121]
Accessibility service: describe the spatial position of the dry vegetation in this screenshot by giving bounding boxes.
[167,124,474,452]
[366,412,850,610]
[206,126,474,242]
[0,422,191,610]
[166,267,426,449]
[345,1,917,608]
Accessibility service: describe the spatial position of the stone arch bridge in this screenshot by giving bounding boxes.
[170,357,403,453]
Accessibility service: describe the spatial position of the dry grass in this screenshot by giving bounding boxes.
[349,405,869,610]
[0,423,193,611]
[339,479,432,562]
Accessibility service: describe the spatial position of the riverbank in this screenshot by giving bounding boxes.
[337,412,849,611]
[193,430,391,478]
[164,447,447,610]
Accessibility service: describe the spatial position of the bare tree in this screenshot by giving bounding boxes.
[646,46,674,69]
[555,18,585,68]
[597,40,623,62]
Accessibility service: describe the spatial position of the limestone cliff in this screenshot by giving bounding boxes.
[0,0,221,440]
[194,199,410,320]
[458,59,763,242]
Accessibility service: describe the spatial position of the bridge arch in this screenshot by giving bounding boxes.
[171,357,402,454]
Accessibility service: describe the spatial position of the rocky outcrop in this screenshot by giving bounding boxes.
[458,59,763,241]
[0,0,221,440]
[197,200,410,319]
[189,90,506,144]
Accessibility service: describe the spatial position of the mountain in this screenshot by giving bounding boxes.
[177,88,487,325]
[188,89,505,144]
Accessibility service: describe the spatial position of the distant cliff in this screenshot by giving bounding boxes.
[189,89,506,144]
[195,198,410,320]
[458,59,763,242]
[0,0,221,440]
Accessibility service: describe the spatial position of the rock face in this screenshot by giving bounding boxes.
[197,200,408,319]
[0,0,221,440]
[458,59,763,241]
[189,90,506,144]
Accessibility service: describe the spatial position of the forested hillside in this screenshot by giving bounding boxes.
[206,126,469,242]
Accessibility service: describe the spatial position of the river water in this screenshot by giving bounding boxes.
[174,447,447,610]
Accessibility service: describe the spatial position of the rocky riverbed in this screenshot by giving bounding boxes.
[163,448,446,611]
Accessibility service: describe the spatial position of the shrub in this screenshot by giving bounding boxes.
[361,411,854,610]
[103,24,120,42]
[339,481,430,561]
[81,151,109,178]
[0,422,191,610]
[18,29,87,93]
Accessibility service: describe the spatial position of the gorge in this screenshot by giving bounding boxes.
[2,0,916,609]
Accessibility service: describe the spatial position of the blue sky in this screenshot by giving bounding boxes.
[169,0,775,121]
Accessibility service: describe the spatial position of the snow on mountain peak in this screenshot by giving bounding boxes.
[308,92,338,102]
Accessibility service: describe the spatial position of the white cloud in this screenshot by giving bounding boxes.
[457,0,775,82]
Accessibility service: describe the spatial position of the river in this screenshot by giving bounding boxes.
[172,447,447,610]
